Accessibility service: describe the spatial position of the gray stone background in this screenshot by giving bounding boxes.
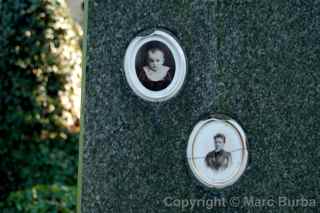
[80,0,320,212]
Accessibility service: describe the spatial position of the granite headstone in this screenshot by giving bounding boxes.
[78,0,320,212]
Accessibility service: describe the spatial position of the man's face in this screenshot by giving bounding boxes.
[214,137,224,151]
[147,50,164,71]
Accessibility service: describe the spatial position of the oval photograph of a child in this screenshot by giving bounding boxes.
[124,30,187,102]
[135,41,175,91]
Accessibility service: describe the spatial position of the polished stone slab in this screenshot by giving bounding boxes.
[79,1,320,212]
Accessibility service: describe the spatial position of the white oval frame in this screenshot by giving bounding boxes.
[124,30,187,102]
[186,116,248,189]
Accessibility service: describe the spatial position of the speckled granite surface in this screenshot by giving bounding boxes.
[80,0,320,212]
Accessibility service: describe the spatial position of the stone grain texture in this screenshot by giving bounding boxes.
[81,0,320,212]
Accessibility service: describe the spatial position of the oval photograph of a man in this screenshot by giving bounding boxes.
[135,41,175,91]
[205,133,232,171]
[186,116,248,189]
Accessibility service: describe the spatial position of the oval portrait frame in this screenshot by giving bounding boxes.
[124,30,187,102]
[186,116,248,189]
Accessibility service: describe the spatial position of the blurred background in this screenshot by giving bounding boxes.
[0,0,84,212]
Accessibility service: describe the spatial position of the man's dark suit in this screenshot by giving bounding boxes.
[205,150,232,170]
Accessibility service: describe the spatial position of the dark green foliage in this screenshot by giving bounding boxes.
[0,0,82,209]
[0,184,76,213]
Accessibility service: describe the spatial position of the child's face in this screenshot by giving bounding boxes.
[147,50,164,71]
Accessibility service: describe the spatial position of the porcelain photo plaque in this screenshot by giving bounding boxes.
[187,116,248,189]
[124,30,187,102]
